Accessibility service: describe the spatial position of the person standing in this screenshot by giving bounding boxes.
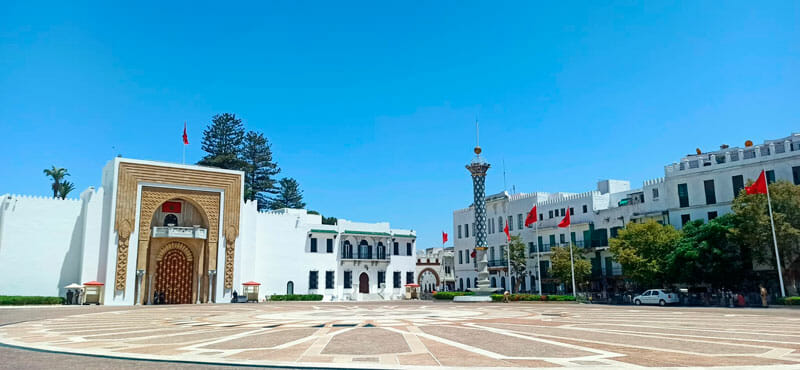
[760,285,769,308]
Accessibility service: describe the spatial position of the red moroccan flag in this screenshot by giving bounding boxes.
[442,231,448,244]
[745,170,768,195]
[558,209,570,228]
[162,201,182,213]
[470,249,476,258]
[525,205,538,227]
[504,220,510,241]
[182,121,189,145]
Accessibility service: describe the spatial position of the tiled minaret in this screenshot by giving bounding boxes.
[465,145,494,296]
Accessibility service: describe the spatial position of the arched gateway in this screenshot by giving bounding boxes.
[359,272,369,293]
[155,243,193,304]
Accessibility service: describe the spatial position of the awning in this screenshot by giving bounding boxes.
[64,283,83,289]
[392,234,416,238]
[83,281,104,286]
[309,229,337,234]
[242,281,261,286]
[405,283,420,287]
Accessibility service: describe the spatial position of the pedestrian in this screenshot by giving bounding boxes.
[760,285,768,308]
[502,290,510,303]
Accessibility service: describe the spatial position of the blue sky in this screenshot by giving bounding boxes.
[1,2,798,249]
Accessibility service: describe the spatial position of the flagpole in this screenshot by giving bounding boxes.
[182,144,186,165]
[507,238,513,294]
[535,209,541,295]
[765,172,786,297]
[568,224,577,297]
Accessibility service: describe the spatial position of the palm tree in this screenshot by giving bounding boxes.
[58,181,76,199]
[43,166,69,198]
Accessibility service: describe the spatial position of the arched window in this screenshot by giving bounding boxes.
[287,281,294,295]
[474,278,477,288]
[459,278,463,291]
[377,242,386,259]
[501,276,506,290]
[491,277,496,288]
[358,240,370,259]
[343,241,353,259]
[466,279,471,289]
[511,276,516,291]
[164,214,178,226]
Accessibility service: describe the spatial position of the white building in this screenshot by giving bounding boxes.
[453,133,800,296]
[0,157,417,304]
[415,247,455,293]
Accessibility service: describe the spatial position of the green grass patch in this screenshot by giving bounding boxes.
[776,296,800,305]
[0,296,65,305]
[268,294,323,301]
[432,291,475,300]
[490,294,576,302]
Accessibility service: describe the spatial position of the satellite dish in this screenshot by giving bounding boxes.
[695,148,702,155]
[745,140,753,147]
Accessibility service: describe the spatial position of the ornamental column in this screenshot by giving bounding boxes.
[458,144,495,301]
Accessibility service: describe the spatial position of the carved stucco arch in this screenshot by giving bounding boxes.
[156,241,194,261]
[417,267,440,287]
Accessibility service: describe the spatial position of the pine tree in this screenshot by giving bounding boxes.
[198,113,246,170]
[269,177,306,210]
[241,131,280,210]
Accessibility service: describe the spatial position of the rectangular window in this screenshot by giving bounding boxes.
[538,236,543,251]
[704,179,716,205]
[678,183,689,208]
[582,205,587,213]
[549,235,556,247]
[569,207,574,216]
[570,231,576,245]
[681,214,691,226]
[458,225,462,239]
[465,224,469,238]
[459,250,463,264]
[560,208,565,217]
[309,271,318,290]
[393,242,399,255]
[325,271,334,289]
[539,213,544,221]
[548,210,553,219]
[517,214,523,229]
[507,216,513,231]
[393,271,401,288]
[326,239,333,253]
[652,188,659,199]
[378,271,386,287]
[310,238,318,252]
[708,211,718,220]
[528,242,535,254]
[344,271,352,289]
[794,166,800,185]
[560,234,566,244]
[732,175,744,197]
[766,170,776,184]
[406,243,412,256]
[465,249,470,263]
[406,271,414,284]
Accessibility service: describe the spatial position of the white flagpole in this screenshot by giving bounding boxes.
[535,204,542,295]
[182,143,186,165]
[765,172,786,297]
[568,224,577,297]
[507,238,513,294]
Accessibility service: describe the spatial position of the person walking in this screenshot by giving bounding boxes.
[760,285,769,308]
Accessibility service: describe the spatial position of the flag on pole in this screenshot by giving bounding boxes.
[182,121,189,145]
[525,205,538,227]
[504,220,510,241]
[745,170,767,195]
[470,249,476,258]
[558,209,571,228]
[442,231,448,244]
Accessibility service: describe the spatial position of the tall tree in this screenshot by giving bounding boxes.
[501,235,528,292]
[666,215,746,289]
[241,131,281,210]
[269,177,306,210]
[57,181,76,200]
[198,113,246,170]
[43,166,69,198]
[550,244,591,293]
[732,180,800,295]
[609,220,681,288]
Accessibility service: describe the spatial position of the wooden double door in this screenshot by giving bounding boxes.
[155,248,193,304]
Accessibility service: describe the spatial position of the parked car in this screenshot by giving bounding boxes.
[633,289,680,306]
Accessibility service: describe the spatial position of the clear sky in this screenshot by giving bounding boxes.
[1,2,798,250]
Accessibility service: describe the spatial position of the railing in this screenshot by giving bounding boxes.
[341,250,389,261]
[488,259,508,267]
[152,226,208,239]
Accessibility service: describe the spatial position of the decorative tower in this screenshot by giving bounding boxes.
[456,122,494,301]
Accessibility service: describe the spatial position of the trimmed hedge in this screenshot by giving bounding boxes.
[0,296,65,305]
[776,296,800,306]
[490,294,576,302]
[268,294,323,301]
[432,291,475,300]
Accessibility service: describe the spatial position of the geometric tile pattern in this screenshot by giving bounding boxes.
[1,303,799,368]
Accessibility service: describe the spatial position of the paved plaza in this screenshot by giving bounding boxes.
[1,302,800,369]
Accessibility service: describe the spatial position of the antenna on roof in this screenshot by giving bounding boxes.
[503,158,507,193]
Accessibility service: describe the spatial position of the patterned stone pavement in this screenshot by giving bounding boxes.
[1,302,800,369]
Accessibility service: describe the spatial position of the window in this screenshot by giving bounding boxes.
[560,208,565,217]
[548,210,553,219]
[458,250,463,264]
[163,214,178,226]
[517,214,523,229]
[326,239,333,253]
[507,216,513,231]
[310,238,318,252]
[498,217,503,231]
[681,214,691,226]
[466,279,471,289]
[465,224,469,238]
[406,271,414,284]
[342,241,353,259]
[571,231,576,244]
[582,205,588,213]
[458,225,462,239]
[678,183,689,208]
[538,236,544,251]
[732,175,744,197]
[393,242,399,255]
[708,211,718,220]
[794,166,800,185]
[652,188,659,199]
[393,271,401,288]
[704,180,716,205]
[309,271,318,290]
[569,207,574,216]
[489,247,495,260]
[465,249,470,263]
[344,271,352,289]
[560,234,566,244]
[539,213,543,221]
[549,235,556,247]
[528,242,535,254]
[766,170,776,184]
[406,242,412,256]
[325,271,334,289]
[377,243,386,259]
[488,218,493,234]
[378,271,386,287]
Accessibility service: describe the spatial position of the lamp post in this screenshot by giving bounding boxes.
[135,269,145,305]
[208,270,216,303]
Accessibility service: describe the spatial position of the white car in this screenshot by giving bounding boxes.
[633,289,680,306]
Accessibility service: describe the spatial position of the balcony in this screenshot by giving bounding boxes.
[488,259,508,268]
[340,250,389,262]
[152,226,208,239]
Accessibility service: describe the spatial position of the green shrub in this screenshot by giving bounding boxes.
[490,294,575,302]
[268,294,323,301]
[776,296,800,305]
[432,291,475,300]
[0,296,65,305]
